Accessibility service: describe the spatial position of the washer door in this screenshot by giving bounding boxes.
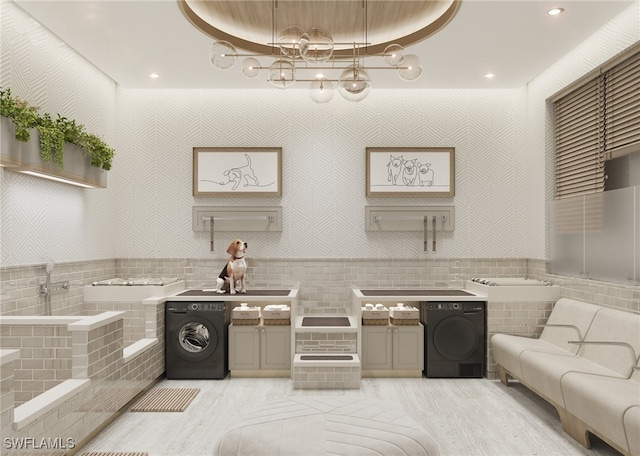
[432,315,479,360]
[172,316,218,361]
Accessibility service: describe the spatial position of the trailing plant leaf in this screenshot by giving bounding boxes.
[37,113,65,168]
[84,133,114,171]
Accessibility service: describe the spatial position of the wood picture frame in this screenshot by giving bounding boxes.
[366,147,455,197]
[193,147,282,197]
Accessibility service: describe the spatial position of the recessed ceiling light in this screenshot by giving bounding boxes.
[484,73,495,79]
[547,7,564,16]
[149,73,160,79]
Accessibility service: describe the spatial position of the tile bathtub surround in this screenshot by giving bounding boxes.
[82,300,146,345]
[4,257,636,318]
[118,257,531,314]
[1,350,20,431]
[0,324,74,405]
[1,309,165,454]
[0,259,116,316]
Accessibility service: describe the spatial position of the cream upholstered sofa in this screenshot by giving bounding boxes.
[491,298,640,455]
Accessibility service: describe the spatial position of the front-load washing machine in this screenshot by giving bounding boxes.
[165,301,229,379]
[423,301,486,378]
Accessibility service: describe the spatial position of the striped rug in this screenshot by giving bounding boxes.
[130,387,199,412]
[79,453,148,456]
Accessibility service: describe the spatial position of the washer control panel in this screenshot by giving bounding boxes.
[166,301,225,313]
[188,302,225,312]
[427,302,460,310]
[426,302,484,312]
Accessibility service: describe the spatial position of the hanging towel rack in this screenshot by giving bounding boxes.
[366,207,454,252]
[192,206,282,251]
[365,206,454,232]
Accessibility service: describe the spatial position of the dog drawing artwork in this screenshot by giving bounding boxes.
[387,155,404,185]
[215,239,248,294]
[223,154,260,190]
[402,158,419,186]
[418,162,434,187]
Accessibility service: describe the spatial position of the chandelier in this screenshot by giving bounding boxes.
[181,0,459,103]
[209,30,422,103]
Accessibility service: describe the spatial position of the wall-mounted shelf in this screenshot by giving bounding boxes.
[193,206,282,251]
[1,117,107,188]
[192,206,282,232]
[365,206,455,232]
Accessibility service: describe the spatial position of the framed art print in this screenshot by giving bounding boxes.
[366,147,455,197]
[193,147,282,197]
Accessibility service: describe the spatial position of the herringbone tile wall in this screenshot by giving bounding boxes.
[0,2,117,266]
[2,1,639,267]
[114,87,531,260]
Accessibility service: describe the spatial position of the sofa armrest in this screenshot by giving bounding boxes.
[568,340,639,370]
[526,323,583,340]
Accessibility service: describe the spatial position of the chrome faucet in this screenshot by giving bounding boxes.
[41,260,54,315]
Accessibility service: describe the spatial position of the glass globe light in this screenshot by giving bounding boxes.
[309,79,334,103]
[267,59,296,88]
[241,58,261,79]
[338,65,371,102]
[397,54,423,81]
[299,27,334,63]
[279,25,305,57]
[209,41,237,70]
[383,44,405,66]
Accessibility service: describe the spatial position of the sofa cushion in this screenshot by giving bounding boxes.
[539,298,603,350]
[491,298,602,380]
[491,334,570,380]
[519,350,625,407]
[560,370,640,453]
[578,308,640,377]
[625,406,640,456]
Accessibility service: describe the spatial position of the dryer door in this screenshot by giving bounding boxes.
[171,316,219,361]
[432,315,480,360]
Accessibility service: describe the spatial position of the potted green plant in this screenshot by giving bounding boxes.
[0,87,115,173]
[0,87,39,141]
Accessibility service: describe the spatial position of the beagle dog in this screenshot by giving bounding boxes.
[215,239,247,294]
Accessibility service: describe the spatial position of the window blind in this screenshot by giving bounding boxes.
[554,78,604,199]
[553,45,640,200]
[604,50,640,159]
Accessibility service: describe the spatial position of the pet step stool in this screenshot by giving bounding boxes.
[292,353,361,390]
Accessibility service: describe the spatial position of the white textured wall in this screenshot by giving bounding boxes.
[0,2,117,266]
[2,1,639,266]
[114,88,529,260]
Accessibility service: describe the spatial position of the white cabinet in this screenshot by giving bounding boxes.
[229,324,291,372]
[392,324,424,370]
[260,325,291,370]
[229,325,260,370]
[361,325,393,369]
[361,324,423,372]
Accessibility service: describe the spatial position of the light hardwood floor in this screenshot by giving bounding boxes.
[79,376,621,456]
